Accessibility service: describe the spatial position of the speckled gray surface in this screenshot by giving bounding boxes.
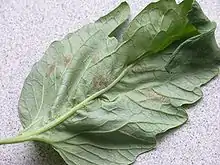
[0,0,219,165]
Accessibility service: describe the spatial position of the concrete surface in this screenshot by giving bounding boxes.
[0,0,220,165]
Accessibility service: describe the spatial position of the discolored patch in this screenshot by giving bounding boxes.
[92,74,110,90]
[91,54,99,64]
[46,64,55,77]
[141,88,167,102]
[64,55,72,67]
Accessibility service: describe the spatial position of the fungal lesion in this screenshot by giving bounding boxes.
[46,64,55,77]
[92,74,111,90]
[141,88,168,102]
[63,55,72,67]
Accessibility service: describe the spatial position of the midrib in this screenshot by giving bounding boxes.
[0,64,133,145]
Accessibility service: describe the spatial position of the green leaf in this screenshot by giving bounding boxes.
[123,0,197,41]
[0,1,219,165]
[19,1,131,129]
[166,1,220,71]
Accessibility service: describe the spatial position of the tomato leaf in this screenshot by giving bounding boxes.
[0,1,219,165]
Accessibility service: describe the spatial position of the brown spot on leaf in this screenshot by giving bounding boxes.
[92,74,110,90]
[92,55,99,63]
[46,64,55,77]
[64,55,72,67]
[142,88,167,102]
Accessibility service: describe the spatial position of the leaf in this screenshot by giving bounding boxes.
[0,1,219,165]
[18,1,131,129]
[166,1,220,71]
[123,0,197,41]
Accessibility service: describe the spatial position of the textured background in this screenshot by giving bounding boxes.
[0,0,220,165]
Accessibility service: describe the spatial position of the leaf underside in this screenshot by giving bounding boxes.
[1,0,220,165]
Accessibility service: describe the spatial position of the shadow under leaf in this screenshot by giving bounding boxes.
[33,142,67,165]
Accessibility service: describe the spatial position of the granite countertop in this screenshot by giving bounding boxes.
[0,0,220,165]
